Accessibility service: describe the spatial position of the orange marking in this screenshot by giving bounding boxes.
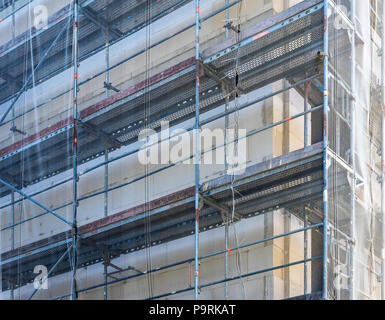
[253,31,268,40]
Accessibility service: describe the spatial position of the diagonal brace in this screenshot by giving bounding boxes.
[200,194,241,222]
[79,6,122,38]
[198,60,243,97]
[28,244,73,300]
[77,120,124,149]
[0,177,72,227]
[0,18,71,124]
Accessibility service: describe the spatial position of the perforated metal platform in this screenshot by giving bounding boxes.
[203,2,324,90]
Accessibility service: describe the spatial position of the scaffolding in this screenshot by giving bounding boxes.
[0,0,383,300]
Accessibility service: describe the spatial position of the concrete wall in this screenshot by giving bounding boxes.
[0,0,313,300]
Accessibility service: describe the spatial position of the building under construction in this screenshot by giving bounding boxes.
[0,0,384,300]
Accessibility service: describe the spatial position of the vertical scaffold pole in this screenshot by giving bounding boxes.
[304,209,308,295]
[12,1,16,42]
[322,0,329,300]
[10,191,14,251]
[349,0,356,301]
[71,0,79,301]
[194,0,200,301]
[10,190,14,300]
[224,0,230,301]
[104,33,109,220]
[104,30,110,301]
[304,75,309,296]
[304,81,309,148]
[381,0,385,301]
[10,0,16,300]
[105,32,110,100]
